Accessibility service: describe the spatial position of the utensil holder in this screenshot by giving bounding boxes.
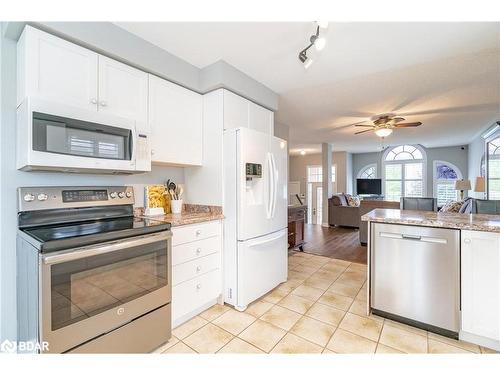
[171,199,183,214]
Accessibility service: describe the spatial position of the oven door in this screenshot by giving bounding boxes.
[40,231,171,353]
[17,97,143,173]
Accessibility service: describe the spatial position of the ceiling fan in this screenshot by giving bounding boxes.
[353,114,422,137]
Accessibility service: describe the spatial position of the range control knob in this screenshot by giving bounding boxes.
[125,191,132,198]
[37,193,48,201]
[23,193,35,202]
[118,192,125,198]
[109,192,118,199]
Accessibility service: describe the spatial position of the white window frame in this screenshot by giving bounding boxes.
[382,144,427,201]
[357,163,377,179]
[306,164,337,192]
[432,160,463,205]
[486,134,500,200]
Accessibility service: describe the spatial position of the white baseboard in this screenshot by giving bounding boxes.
[321,223,330,228]
[460,331,500,352]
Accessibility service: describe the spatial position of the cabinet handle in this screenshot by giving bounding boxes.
[90,98,98,104]
[196,266,201,272]
[196,230,202,236]
[151,150,155,155]
[196,248,202,255]
[196,284,201,290]
[100,101,107,107]
[464,238,471,244]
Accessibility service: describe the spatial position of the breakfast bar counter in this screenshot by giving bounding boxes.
[362,208,500,233]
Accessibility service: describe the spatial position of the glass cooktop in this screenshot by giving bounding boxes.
[22,216,170,253]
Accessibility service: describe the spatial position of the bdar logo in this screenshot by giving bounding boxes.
[0,339,16,353]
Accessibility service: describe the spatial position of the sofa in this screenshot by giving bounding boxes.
[328,194,359,228]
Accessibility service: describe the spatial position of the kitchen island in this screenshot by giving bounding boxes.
[362,208,500,351]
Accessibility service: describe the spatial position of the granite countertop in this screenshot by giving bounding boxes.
[136,204,224,227]
[362,208,500,233]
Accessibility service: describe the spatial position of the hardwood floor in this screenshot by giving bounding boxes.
[297,224,367,264]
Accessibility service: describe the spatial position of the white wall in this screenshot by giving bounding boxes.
[0,30,187,342]
[289,151,353,195]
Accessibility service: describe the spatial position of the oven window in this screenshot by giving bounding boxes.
[50,239,167,331]
[32,112,132,160]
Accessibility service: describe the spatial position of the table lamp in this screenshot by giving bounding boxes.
[455,179,471,200]
[474,176,486,198]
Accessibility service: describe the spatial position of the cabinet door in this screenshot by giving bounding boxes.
[461,230,500,340]
[223,90,249,130]
[18,26,98,110]
[249,102,274,135]
[148,75,202,166]
[98,56,148,129]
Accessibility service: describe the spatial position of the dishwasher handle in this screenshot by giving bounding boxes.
[380,232,447,244]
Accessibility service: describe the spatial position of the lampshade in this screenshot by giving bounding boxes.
[474,176,486,192]
[455,179,471,191]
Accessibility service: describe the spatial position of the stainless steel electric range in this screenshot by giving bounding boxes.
[16,186,172,353]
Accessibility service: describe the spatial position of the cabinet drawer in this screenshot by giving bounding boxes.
[172,235,221,266]
[173,252,221,286]
[171,221,221,246]
[172,269,221,321]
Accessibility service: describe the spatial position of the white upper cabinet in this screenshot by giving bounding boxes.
[223,90,249,130]
[461,230,500,342]
[17,26,149,130]
[249,101,274,135]
[223,90,273,135]
[98,56,148,129]
[148,75,203,166]
[17,26,98,111]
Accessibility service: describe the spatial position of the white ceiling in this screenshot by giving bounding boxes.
[116,22,500,153]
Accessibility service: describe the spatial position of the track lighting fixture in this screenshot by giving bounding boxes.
[298,22,328,69]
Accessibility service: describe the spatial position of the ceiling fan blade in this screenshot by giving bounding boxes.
[354,124,374,127]
[394,122,422,128]
[390,117,406,123]
[355,129,375,135]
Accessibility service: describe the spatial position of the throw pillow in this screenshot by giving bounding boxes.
[459,197,472,214]
[338,194,348,206]
[346,194,360,207]
[439,200,463,213]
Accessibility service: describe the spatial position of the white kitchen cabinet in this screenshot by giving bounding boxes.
[17,25,98,111]
[223,90,273,135]
[17,26,149,130]
[98,56,148,129]
[461,230,500,347]
[148,75,203,166]
[171,220,223,328]
[248,101,274,134]
[223,90,249,130]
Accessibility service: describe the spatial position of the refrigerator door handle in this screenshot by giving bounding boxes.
[270,153,278,218]
[266,152,274,219]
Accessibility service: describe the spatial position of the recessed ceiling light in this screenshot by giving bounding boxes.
[300,150,306,155]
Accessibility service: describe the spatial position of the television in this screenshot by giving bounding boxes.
[357,178,382,195]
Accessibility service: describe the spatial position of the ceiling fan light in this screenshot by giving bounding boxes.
[314,36,326,51]
[300,150,306,155]
[375,128,393,138]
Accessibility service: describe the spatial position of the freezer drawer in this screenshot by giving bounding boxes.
[371,223,460,335]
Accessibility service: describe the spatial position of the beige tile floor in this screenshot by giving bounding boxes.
[158,251,498,354]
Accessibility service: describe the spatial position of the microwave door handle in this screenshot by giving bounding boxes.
[42,231,171,265]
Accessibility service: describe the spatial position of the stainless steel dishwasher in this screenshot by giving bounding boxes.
[371,222,460,338]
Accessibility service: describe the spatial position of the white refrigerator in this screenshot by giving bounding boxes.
[223,127,288,311]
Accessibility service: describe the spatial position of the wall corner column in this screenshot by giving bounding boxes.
[322,143,332,227]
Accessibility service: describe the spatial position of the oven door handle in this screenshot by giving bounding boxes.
[42,231,171,265]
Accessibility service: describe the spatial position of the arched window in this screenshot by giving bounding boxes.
[487,137,500,199]
[358,164,377,179]
[383,145,426,202]
[433,161,463,206]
